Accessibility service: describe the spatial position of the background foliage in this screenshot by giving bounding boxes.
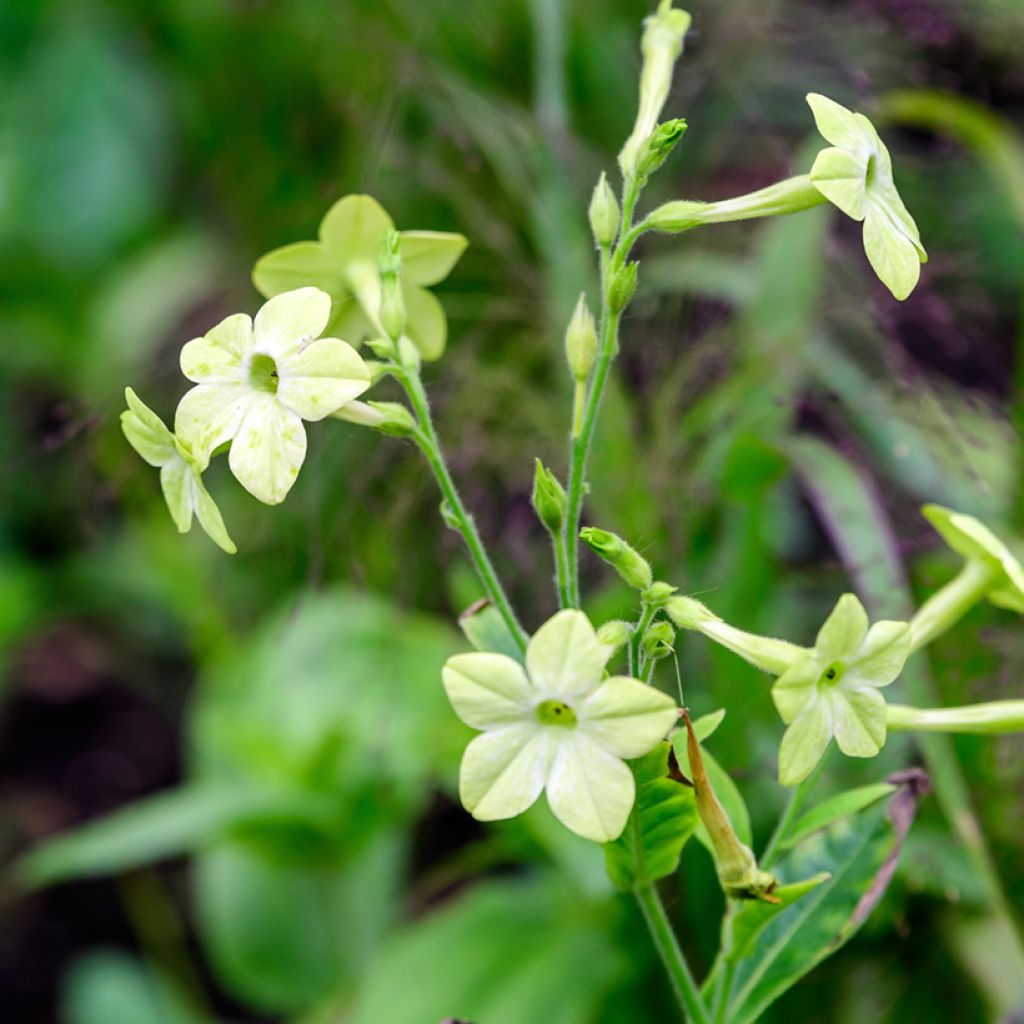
[2,0,1023,1020]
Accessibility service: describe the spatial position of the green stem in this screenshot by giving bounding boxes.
[759,745,832,870]
[635,882,712,1024]
[632,600,658,678]
[553,523,572,609]
[908,559,999,652]
[887,700,1024,734]
[400,364,528,652]
[563,180,643,607]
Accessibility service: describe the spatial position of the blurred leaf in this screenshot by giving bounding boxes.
[783,783,897,851]
[604,741,699,891]
[458,597,523,662]
[348,875,624,1024]
[941,910,1024,1020]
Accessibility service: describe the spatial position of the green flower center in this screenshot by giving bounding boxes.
[536,699,577,728]
[249,352,280,393]
[865,152,877,190]
[820,661,846,686]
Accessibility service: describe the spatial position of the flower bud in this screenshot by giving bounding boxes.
[642,620,675,660]
[596,619,633,653]
[607,261,639,314]
[366,401,418,438]
[565,294,597,381]
[532,459,568,533]
[378,230,406,342]
[398,335,421,373]
[366,336,397,359]
[579,526,653,591]
[588,172,620,248]
[642,581,677,607]
[634,118,688,181]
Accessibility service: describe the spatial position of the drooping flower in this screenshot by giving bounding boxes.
[252,195,467,361]
[807,92,927,300]
[174,287,370,506]
[120,388,236,554]
[442,609,678,842]
[772,595,910,785]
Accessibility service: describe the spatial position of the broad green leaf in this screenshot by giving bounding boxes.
[348,875,624,1024]
[672,731,752,849]
[458,598,524,663]
[691,707,727,742]
[17,784,333,889]
[783,783,897,850]
[726,872,831,964]
[604,741,699,891]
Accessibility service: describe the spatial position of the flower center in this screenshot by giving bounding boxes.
[536,699,577,728]
[820,661,846,686]
[865,152,877,190]
[249,352,280,393]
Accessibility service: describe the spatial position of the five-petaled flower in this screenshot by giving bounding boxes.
[175,287,370,506]
[121,388,236,553]
[773,594,910,785]
[807,92,927,300]
[442,609,678,842]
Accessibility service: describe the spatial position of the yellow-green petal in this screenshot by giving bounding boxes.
[180,313,252,384]
[778,700,831,786]
[227,395,307,505]
[403,283,447,361]
[460,724,552,821]
[319,194,394,266]
[159,458,194,533]
[526,609,608,701]
[253,287,331,358]
[863,205,922,301]
[806,92,870,150]
[577,676,677,758]
[832,688,886,757]
[399,231,468,286]
[276,337,370,422]
[815,593,869,660]
[252,240,347,300]
[850,620,910,686]
[121,389,175,467]
[174,384,250,461]
[810,146,869,221]
[442,652,533,730]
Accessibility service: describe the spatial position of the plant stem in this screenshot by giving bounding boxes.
[908,559,999,653]
[632,600,658,678]
[759,745,833,870]
[400,363,528,652]
[635,882,712,1024]
[563,179,643,607]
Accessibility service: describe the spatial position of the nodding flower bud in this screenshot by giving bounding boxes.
[607,261,639,315]
[634,118,688,181]
[588,173,620,248]
[643,581,678,607]
[684,711,779,904]
[378,230,406,342]
[596,619,633,653]
[532,459,568,534]
[642,620,675,661]
[565,294,598,381]
[579,527,653,591]
[366,401,418,438]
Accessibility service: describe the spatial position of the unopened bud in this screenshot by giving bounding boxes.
[366,401,417,437]
[596,619,633,653]
[565,294,597,381]
[532,459,568,533]
[378,230,406,341]
[366,336,397,359]
[579,526,653,591]
[635,118,688,181]
[588,173,620,248]
[607,261,639,314]
[642,620,675,660]
[643,581,678,607]
[398,335,421,373]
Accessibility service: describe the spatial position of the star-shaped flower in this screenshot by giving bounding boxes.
[442,609,678,842]
[773,594,910,785]
[174,287,370,506]
[807,92,927,300]
[121,388,236,553]
[252,195,467,361]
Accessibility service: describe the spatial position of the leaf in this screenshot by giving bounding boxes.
[724,775,925,1024]
[603,741,699,891]
[16,784,334,889]
[458,598,524,663]
[783,783,897,850]
[691,707,727,742]
[348,875,624,1024]
[672,731,752,850]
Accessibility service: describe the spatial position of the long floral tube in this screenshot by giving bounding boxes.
[887,701,1024,734]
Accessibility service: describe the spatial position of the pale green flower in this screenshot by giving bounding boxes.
[807,93,927,300]
[175,287,370,506]
[252,194,467,361]
[120,388,236,554]
[442,609,678,843]
[773,595,910,785]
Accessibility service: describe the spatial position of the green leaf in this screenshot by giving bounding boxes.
[458,598,524,663]
[726,872,831,964]
[691,707,727,742]
[16,784,334,889]
[672,731,752,849]
[604,741,699,891]
[348,875,623,1024]
[783,783,897,850]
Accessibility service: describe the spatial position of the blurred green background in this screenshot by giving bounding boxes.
[2,0,1024,1021]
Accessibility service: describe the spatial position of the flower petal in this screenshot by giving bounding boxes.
[192,473,237,554]
[399,231,468,286]
[849,620,910,687]
[459,724,552,821]
[806,93,871,151]
[810,146,869,221]
[276,337,370,421]
[403,284,447,361]
[863,205,922,301]
[319,194,394,266]
[815,593,869,661]
[174,384,251,461]
[442,653,533,730]
[771,654,820,724]
[778,699,832,786]
[227,396,307,505]
[252,241,347,300]
[252,287,331,359]
[577,676,677,758]
[327,295,374,344]
[545,732,634,843]
[526,609,609,701]
[180,313,252,384]
[121,388,175,467]
[159,457,193,533]
[832,688,886,757]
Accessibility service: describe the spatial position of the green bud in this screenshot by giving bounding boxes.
[634,118,688,181]
[595,619,633,652]
[607,261,639,314]
[398,335,421,373]
[588,172,620,248]
[579,526,653,591]
[440,499,460,531]
[362,359,391,384]
[532,459,568,533]
[564,294,597,381]
[641,620,675,660]
[366,401,418,438]
[366,336,396,359]
[642,581,678,607]
[378,230,406,342]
